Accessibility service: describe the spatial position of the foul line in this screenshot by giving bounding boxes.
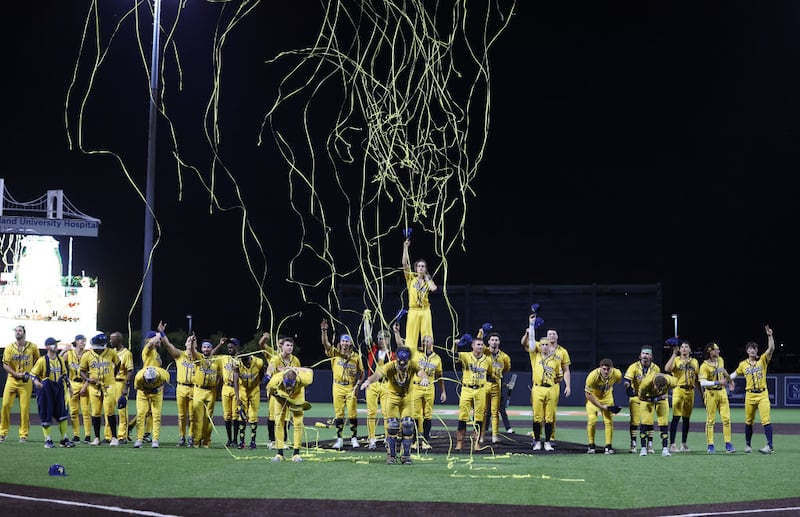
[659,507,800,517]
[0,492,181,516]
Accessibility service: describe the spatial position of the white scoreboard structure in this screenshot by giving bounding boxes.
[0,178,101,348]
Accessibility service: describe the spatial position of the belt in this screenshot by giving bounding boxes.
[335,380,352,386]
[643,395,667,402]
[225,382,235,387]
[680,386,693,389]
[73,378,83,383]
[535,383,552,388]
[194,384,214,390]
[178,382,193,387]
[466,384,484,389]
[747,389,765,393]
[707,387,723,391]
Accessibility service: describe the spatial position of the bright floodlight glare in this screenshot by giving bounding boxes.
[17,236,62,298]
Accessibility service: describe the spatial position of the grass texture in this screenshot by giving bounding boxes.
[0,403,796,510]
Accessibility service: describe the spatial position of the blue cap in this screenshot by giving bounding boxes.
[228,338,241,346]
[145,330,158,339]
[397,348,411,361]
[49,464,67,476]
[45,337,59,347]
[74,334,86,342]
[340,334,352,342]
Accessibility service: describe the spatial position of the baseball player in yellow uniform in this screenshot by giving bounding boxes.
[0,325,40,442]
[29,337,74,448]
[482,331,509,445]
[698,342,733,454]
[453,334,494,451]
[361,346,429,464]
[521,314,571,444]
[218,338,242,448]
[61,334,92,443]
[161,331,196,446]
[665,339,700,453]
[133,329,163,443]
[321,319,364,449]
[402,237,437,352]
[540,330,570,443]
[190,339,223,448]
[109,332,133,443]
[584,358,622,454]
[410,334,445,448]
[729,324,776,454]
[236,344,266,449]
[524,336,562,452]
[638,372,678,456]
[623,345,660,454]
[132,366,170,448]
[79,333,122,446]
[366,329,394,450]
[266,337,301,448]
[268,367,314,462]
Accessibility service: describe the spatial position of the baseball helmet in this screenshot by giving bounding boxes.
[91,333,108,349]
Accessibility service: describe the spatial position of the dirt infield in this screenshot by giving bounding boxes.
[2,483,799,516]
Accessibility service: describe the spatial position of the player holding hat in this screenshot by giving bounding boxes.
[29,338,74,448]
[321,319,364,449]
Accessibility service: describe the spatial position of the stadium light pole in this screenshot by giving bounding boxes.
[141,0,162,342]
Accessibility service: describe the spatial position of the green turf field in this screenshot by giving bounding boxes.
[0,402,797,510]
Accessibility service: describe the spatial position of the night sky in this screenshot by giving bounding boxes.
[5,2,796,366]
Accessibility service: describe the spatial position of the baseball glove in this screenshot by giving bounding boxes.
[625,386,636,398]
[608,405,622,414]
[117,395,127,409]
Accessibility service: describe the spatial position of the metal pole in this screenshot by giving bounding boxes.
[142,0,162,340]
